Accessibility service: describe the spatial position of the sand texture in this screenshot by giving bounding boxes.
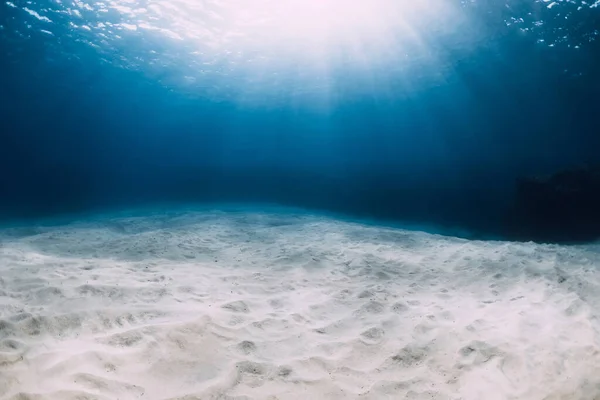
[1,209,600,400]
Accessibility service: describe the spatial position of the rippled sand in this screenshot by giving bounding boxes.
[1,209,600,400]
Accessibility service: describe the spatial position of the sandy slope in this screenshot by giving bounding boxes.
[1,209,600,400]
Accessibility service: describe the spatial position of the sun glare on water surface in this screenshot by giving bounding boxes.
[5,0,465,102]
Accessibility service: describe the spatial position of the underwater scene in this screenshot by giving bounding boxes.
[1,0,600,398]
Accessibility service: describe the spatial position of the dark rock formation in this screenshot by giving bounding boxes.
[508,167,600,243]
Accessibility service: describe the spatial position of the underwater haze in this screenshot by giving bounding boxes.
[1,0,599,239]
[3,1,600,399]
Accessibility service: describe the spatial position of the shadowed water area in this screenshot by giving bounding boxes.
[1,0,599,239]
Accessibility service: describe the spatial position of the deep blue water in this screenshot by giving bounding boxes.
[1,0,599,240]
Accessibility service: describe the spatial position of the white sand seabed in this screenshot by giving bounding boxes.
[1,209,600,400]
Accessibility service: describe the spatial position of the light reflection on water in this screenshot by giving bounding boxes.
[2,0,599,103]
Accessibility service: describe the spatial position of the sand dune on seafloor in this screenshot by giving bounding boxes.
[1,209,600,400]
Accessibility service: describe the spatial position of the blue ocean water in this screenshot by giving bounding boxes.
[1,0,599,240]
[4,4,600,397]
